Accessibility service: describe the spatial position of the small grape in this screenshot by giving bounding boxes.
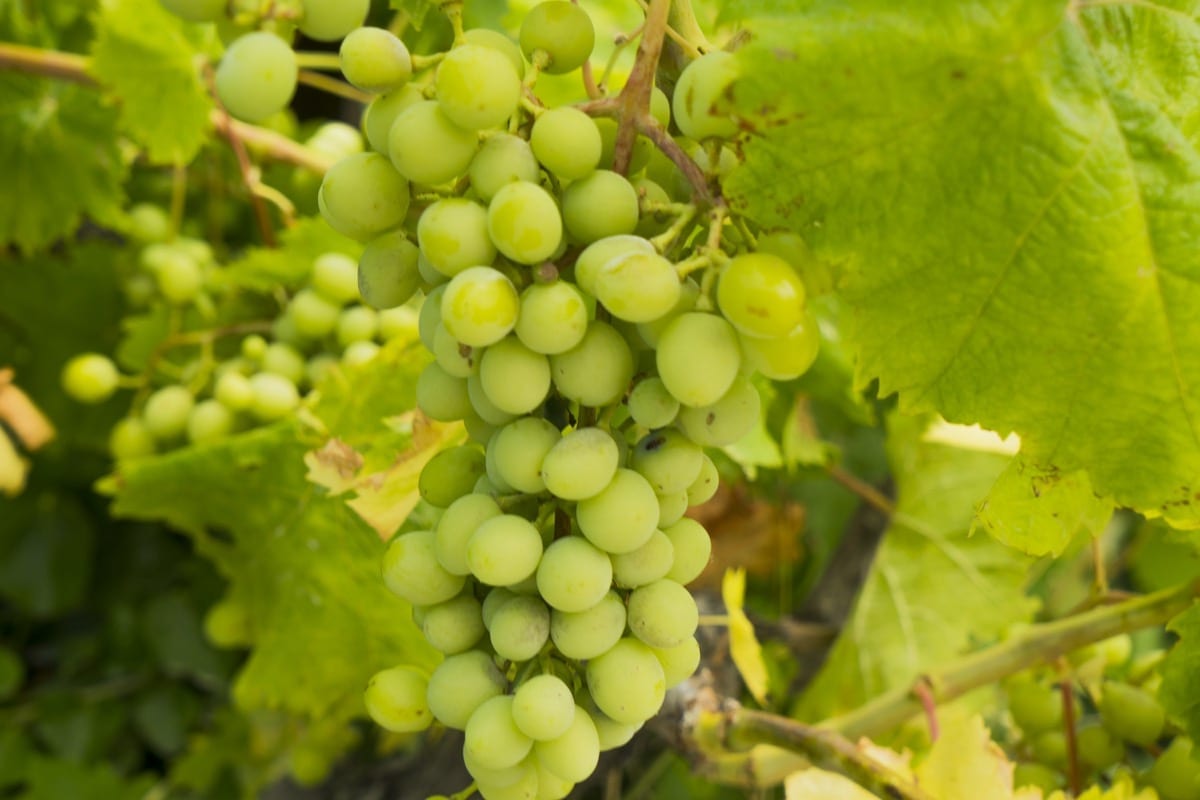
[249,373,300,421]
[488,594,550,661]
[514,281,589,355]
[652,638,701,686]
[663,517,712,585]
[686,454,719,506]
[187,399,234,445]
[311,252,361,304]
[488,417,559,493]
[126,203,170,243]
[143,385,195,440]
[150,248,203,304]
[468,514,544,586]
[593,250,681,323]
[739,318,820,381]
[656,490,688,528]
[215,32,298,123]
[469,134,541,202]
[631,429,704,494]
[339,27,412,93]
[337,306,379,347]
[672,51,739,140]
[520,1,595,74]
[1012,763,1064,793]
[677,375,762,447]
[479,338,552,416]
[465,695,534,771]
[586,638,666,724]
[298,0,369,42]
[535,706,600,783]
[109,417,156,459]
[416,363,472,423]
[540,426,620,501]
[389,101,479,186]
[419,445,486,508]
[1075,723,1124,771]
[612,529,674,589]
[418,198,496,278]
[422,592,486,654]
[1148,737,1200,800]
[364,665,432,732]
[656,312,741,407]
[437,44,522,131]
[362,85,424,154]
[61,353,120,404]
[627,579,698,648]
[487,181,564,265]
[441,267,520,347]
[531,107,602,180]
[717,252,807,339]
[628,377,679,429]
[512,675,575,741]
[573,234,655,296]
[435,493,501,575]
[1006,677,1063,734]
[382,530,466,605]
[549,591,626,660]
[549,322,634,407]
[1099,681,1165,747]
[536,536,613,612]
[577,469,659,554]
[561,170,639,244]
[289,288,341,338]
[261,343,306,385]
[433,326,479,378]
[319,152,410,242]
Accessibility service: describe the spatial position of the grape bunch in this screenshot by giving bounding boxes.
[1005,636,1200,799]
[61,208,413,458]
[161,0,375,123]
[306,3,820,798]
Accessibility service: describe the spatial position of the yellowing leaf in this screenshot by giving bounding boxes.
[785,768,878,800]
[916,715,1012,800]
[722,568,770,705]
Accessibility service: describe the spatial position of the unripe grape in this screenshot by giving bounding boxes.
[298,0,369,42]
[717,252,807,339]
[62,353,120,404]
[143,385,195,440]
[441,267,520,347]
[109,417,156,459]
[672,51,739,140]
[389,101,478,186]
[187,399,235,445]
[215,32,298,123]
[362,85,424,154]
[531,107,602,180]
[1099,681,1165,747]
[364,665,432,732]
[312,252,361,304]
[437,44,522,131]
[520,1,595,74]
[289,288,341,338]
[248,373,300,421]
[487,181,563,265]
[320,152,411,242]
[418,198,496,278]
[561,170,639,244]
[469,134,540,202]
[340,27,412,93]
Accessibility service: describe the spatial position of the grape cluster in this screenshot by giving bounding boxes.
[62,209,412,458]
[303,4,820,798]
[161,0,374,123]
[1005,636,1199,799]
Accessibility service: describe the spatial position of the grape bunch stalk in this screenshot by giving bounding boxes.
[273,1,815,797]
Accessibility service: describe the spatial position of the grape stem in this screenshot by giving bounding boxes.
[684,578,1200,789]
[297,69,371,103]
[611,0,669,176]
[292,51,343,71]
[1057,658,1082,796]
[0,43,335,174]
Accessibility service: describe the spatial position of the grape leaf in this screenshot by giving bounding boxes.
[20,756,154,800]
[784,769,878,800]
[721,568,770,705]
[220,218,359,293]
[0,74,125,254]
[794,418,1036,720]
[975,455,1114,557]
[109,359,439,722]
[916,715,1013,800]
[89,0,212,164]
[728,0,1200,525]
[1159,603,1200,743]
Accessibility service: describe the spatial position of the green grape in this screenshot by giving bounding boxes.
[470,374,519,427]
[716,252,807,339]
[379,306,419,341]
[419,286,447,350]
[672,51,739,140]
[434,326,480,378]
[627,579,698,649]
[337,305,378,346]
[1006,677,1062,734]
[652,638,701,686]
[633,176,673,237]
[663,517,711,584]
[550,591,626,660]
[512,675,575,741]
[656,312,740,407]
[289,288,341,338]
[418,253,447,287]
[577,468,659,554]
[468,514,544,586]
[186,399,234,445]
[109,417,156,459]
[631,429,704,495]
[161,0,225,22]
[586,638,666,724]
[416,362,472,421]
[427,650,506,730]
[203,598,253,650]
[686,454,719,506]
[1148,737,1200,800]
[320,152,411,242]
[339,27,412,93]
[1012,763,1064,793]
[488,594,550,660]
[535,760,575,800]
[482,587,519,628]
[593,250,680,323]
[242,334,268,361]
[298,0,369,41]
[479,338,552,415]
[436,44,522,131]
[650,86,671,127]
[1099,681,1165,747]
[536,536,613,612]
[656,490,688,528]
[262,342,306,385]
[249,372,300,421]
[573,234,655,296]
[595,117,653,174]
[308,353,339,385]
[382,529,466,605]
[150,247,203,304]
[143,385,194,440]
[389,101,479,186]
[475,762,540,800]
[307,121,363,161]
[289,744,332,786]
[61,353,119,404]
[636,277,699,348]
[535,706,600,783]
[466,695,535,770]
[215,32,298,123]
[343,338,379,367]
[739,318,820,381]
[126,202,170,242]
[540,427,619,501]
[561,170,639,244]
[628,378,679,429]
[514,281,589,355]
[420,445,486,508]
[519,1,594,74]
[469,134,541,203]
[312,252,361,304]
[465,413,497,446]
[441,267,520,347]
[436,493,501,575]
[365,665,433,732]
[487,181,564,265]
[756,230,827,292]
[418,198,497,278]
[422,592,486,654]
[549,321,634,407]
[530,107,601,180]
[1031,730,1068,769]
[590,703,642,751]
[612,529,674,589]
[362,85,423,154]
[489,417,559,493]
[1076,723,1124,771]
[678,375,761,447]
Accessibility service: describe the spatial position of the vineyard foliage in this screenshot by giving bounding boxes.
[1,0,1200,799]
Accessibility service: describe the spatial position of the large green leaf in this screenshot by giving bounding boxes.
[109,347,438,723]
[728,0,1200,526]
[1159,602,1200,743]
[794,418,1036,720]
